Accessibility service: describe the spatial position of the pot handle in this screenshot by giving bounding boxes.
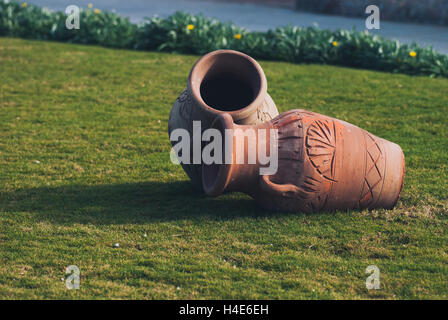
[260,175,305,198]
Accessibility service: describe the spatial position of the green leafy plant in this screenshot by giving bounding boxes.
[1,1,447,77]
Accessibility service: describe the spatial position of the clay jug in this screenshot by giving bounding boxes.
[202,110,405,212]
[168,50,279,190]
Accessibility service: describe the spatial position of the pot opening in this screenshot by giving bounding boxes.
[192,51,264,112]
[200,73,255,111]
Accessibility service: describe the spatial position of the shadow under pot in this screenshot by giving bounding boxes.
[202,110,405,213]
[168,50,279,191]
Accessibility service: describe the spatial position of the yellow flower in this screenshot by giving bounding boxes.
[409,51,417,58]
[187,24,195,30]
[88,3,93,9]
[332,41,339,47]
[94,8,100,14]
[234,33,242,40]
[22,3,27,7]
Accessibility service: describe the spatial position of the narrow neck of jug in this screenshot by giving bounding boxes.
[202,113,274,197]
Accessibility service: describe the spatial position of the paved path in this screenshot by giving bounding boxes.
[28,0,448,54]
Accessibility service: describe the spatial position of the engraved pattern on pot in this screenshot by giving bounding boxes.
[359,132,386,208]
[306,119,337,182]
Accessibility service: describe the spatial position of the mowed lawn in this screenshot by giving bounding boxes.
[0,38,447,299]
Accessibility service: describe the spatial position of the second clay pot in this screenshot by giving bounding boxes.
[202,109,405,212]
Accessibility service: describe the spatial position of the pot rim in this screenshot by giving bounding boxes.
[187,50,268,121]
[202,113,235,196]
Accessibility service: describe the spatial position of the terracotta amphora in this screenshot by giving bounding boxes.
[202,109,405,212]
[168,50,279,190]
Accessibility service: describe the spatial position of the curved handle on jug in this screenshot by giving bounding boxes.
[260,175,306,199]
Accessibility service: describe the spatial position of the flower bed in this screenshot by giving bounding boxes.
[1,0,447,77]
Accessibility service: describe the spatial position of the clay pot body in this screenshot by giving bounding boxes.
[168,50,279,190]
[202,109,405,213]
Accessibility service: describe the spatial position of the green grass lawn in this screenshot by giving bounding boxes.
[0,38,447,299]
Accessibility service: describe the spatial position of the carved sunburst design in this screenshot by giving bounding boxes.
[305,119,337,181]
